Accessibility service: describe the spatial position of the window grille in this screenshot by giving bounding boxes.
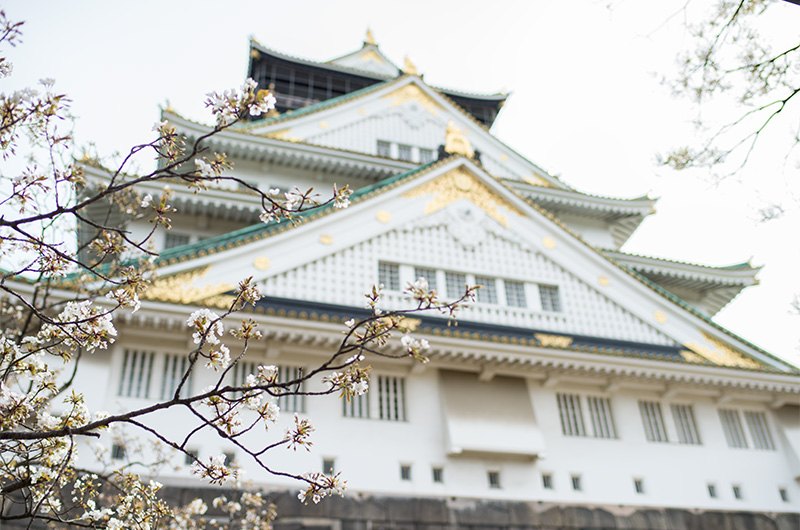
[378,262,400,291]
[445,272,467,299]
[557,393,586,437]
[111,444,126,460]
[414,267,437,291]
[400,465,412,481]
[634,479,644,494]
[779,488,789,502]
[164,233,190,249]
[377,140,391,157]
[732,485,742,499]
[707,484,717,498]
[397,144,413,161]
[323,459,335,475]
[488,471,501,489]
[377,376,406,421]
[419,148,434,164]
[223,452,236,465]
[343,393,370,418]
[542,474,553,490]
[505,280,527,308]
[184,449,198,466]
[719,409,748,448]
[276,365,305,413]
[118,350,155,398]
[475,275,498,304]
[432,467,444,483]
[571,475,582,491]
[639,401,669,442]
[161,353,191,400]
[587,396,617,438]
[539,284,562,312]
[744,411,775,450]
[671,404,701,445]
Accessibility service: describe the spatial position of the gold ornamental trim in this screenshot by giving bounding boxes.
[401,167,522,228]
[142,266,234,305]
[383,84,441,116]
[683,331,764,370]
[535,333,574,348]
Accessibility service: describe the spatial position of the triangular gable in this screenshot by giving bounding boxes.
[241,75,565,190]
[327,43,400,78]
[142,157,794,373]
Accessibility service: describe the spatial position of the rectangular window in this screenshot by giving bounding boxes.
[733,485,742,500]
[277,365,305,413]
[432,467,444,483]
[539,285,562,312]
[671,404,701,445]
[475,275,498,304]
[587,396,617,439]
[377,376,406,421]
[571,475,582,491]
[397,144,413,161]
[639,401,669,442]
[118,350,155,398]
[504,280,527,308]
[377,140,391,157]
[719,409,748,448]
[400,465,412,481]
[488,471,501,489]
[744,411,775,450]
[184,449,198,466]
[343,393,370,419]
[542,474,553,490]
[323,458,335,475]
[419,148,434,164]
[707,484,717,498]
[111,443,126,461]
[223,452,236,465]
[557,393,586,437]
[164,233,190,250]
[634,479,644,494]
[414,267,437,291]
[161,353,191,400]
[445,272,467,299]
[779,488,789,502]
[378,262,400,291]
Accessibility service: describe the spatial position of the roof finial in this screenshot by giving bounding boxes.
[402,56,419,76]
[365,28,376,46]
[444,120,474,158]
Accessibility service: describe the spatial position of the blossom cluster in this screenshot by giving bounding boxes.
[204,77,276,126]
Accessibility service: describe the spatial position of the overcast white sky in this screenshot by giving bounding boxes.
[4,0,799,366]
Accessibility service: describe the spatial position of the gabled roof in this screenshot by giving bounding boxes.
[138,155,796,375]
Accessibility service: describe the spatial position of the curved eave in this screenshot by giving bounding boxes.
[166,111,416,181]
[605,251,760,288]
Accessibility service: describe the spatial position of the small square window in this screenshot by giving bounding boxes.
[779,488,789,502]
[488,471,501,489]
[184,449,198,466]
[111,443,126,461]
[400,465,412,481]
[445,272,467,299]
[378,262,400,291]
[539,284,562,312]
[414,267,437,291]
[419,148,434,164]
[323,459,335,475]
[707,484,717,498]
[542,474,553,490]
[397,144,413,161]
[634,479,644,494]
[571,475,582,491]
[732,485,742,500]
[377,140,392,158]
[164,233,191,250]
[432,467,444,483]
[475,276,498,304]
[505,280,527,308]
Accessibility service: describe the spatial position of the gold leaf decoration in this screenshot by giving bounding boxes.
[142,266,234,305]
[683,331,764,369]
[402,167,522,228]
[383,84,441,116]
[535,333,574,348]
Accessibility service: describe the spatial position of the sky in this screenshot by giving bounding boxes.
[3,0,799,366]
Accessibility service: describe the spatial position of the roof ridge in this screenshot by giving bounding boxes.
[606,249,759,271]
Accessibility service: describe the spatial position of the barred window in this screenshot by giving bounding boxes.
[377,375,406,421]
[343,393,370,419]
[719,409,748,448]
[539,285,562,312]
[744,411,775,450]
[276,365,305,413]
[505,280,527,308]
[671,404,701,445]
[542,473,553,490]
[639,401,669,442]
[445,272,467,299]
[400,464,412,481]
[323,458,335,475]
[488,471,501,489]
[161,353,191,400]
[557,393,586,437]
[164,233,190,249]
[733,485,743,500]
[587,396,617,438]
[118,350,155,398]
[432,467,444,483]
[707,484,717,498]
[231,360,258,398]
[414,267,437,291]
[475,275,498,304]
[634,479,644,494]
[111,443,126,460]
[378,262,400,291]
[571,475,582,491]
[397,144,413,161]
[419,148,434,164]
[377,140,392,157]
